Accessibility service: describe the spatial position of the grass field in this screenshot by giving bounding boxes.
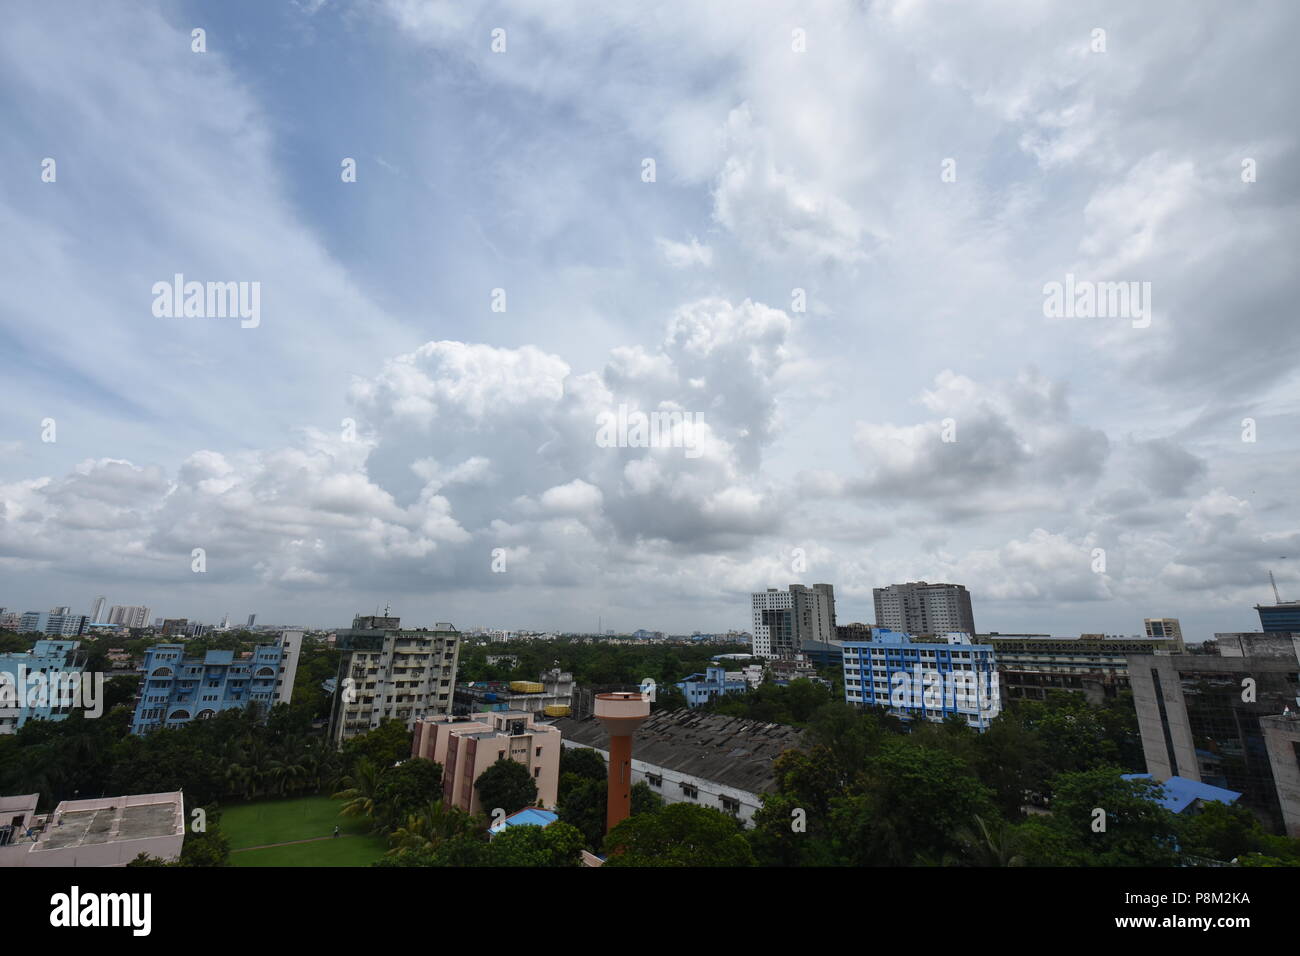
[222,795,389,867]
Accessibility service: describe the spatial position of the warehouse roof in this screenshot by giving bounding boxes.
[552,709,805,795]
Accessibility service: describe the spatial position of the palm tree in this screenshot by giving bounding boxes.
[387,800,475,854]
[333,758,383,825]
[955,814,1025,867]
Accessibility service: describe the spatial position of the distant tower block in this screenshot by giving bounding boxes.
[594,692,650,833]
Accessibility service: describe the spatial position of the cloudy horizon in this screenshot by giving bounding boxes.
[2,0,1298,640]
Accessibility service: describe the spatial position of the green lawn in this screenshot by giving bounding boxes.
[231,832,389,867]
[221,795,388,867]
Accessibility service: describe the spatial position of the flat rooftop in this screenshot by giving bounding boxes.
[32,792,182,852]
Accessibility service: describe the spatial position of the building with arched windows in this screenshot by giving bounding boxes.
[129,631,300,735]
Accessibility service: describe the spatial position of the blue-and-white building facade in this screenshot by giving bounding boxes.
[676,665,748,708]
[130,633,301,735]
[0,640,88,734]
[842,630,1001,730]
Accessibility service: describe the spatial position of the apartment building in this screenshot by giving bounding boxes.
[412,711,560,815]
[873,581,975,636]
[842,629,1001,730]
[329,614,460,745]
[130,634,299,734]
[0,640,87,734]
[107,605,152,628]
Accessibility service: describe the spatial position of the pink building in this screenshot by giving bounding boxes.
[412,711,561,816]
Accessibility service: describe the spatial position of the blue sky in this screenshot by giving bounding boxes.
[2,0,1298,638]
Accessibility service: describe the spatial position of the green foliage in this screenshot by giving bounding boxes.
[475,756,539,817]
[488,821,586,867]
[603,802,756,867]
[1013,768,1181,866]
[341,719,411,770]
[373,758,443,830]
[559,746,607,785]
[702,678,834,726]
[1178,800,1300,864]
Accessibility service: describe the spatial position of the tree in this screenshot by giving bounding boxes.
[1016,768,1181,866]
[388,800,481,854]
[557,777,607,850]
[559,747,607,785]
[602,802,756,867]
[334,757,385,826]
[487,822,585,867]
[829,740,996,866]
[342,719,412,771]
[375,758,443,829]
[475,757,538,817]
[631,780,663,816]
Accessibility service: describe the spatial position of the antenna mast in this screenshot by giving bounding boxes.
[1269,571,1283,604]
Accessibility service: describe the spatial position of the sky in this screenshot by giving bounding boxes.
[1,0,1298,639]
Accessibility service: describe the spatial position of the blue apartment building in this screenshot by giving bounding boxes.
[841,630,1001,730]
[0,640,87,733]
[676,666,747,708]
[130,643,287,734]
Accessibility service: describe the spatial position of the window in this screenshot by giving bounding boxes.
[536,747,542,757]
[680,783,698,799]
[647,774,662,788]
[720,796,740,814]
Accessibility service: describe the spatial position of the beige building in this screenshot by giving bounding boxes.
[0,791,184,867]
[330,615,460,745]
[412,711,560,816]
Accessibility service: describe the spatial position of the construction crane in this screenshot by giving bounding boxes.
[1269,570,1283,604]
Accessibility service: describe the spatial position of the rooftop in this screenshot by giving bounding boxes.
[1122,774,1241,814]
[31,792,184,852]
[553,709,805,794]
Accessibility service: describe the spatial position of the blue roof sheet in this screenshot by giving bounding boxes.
[1122,774,1241,813]
[489,807,558,833]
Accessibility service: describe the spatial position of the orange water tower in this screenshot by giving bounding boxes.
[594,691,651,832]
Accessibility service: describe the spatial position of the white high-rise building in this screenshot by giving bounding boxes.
[750,584,836,658]
[107,605,152,628]
[873,582,975,636]
[90,596,107,625]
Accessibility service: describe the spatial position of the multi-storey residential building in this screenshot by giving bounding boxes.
[750,584,836,658]
[160,618,188,638]
[17,612,88,637]
[0,640,87,734]
[873,581,975,636]
[412,710,560,815]
[985,631,1185,704]
[842,630,1000,730]
[89,597,107,625]
[1144,618,1184,642]
[107,605,152,628]
[130,636,298,734]
[1129,632,1300,834]
[329,614,460,745]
